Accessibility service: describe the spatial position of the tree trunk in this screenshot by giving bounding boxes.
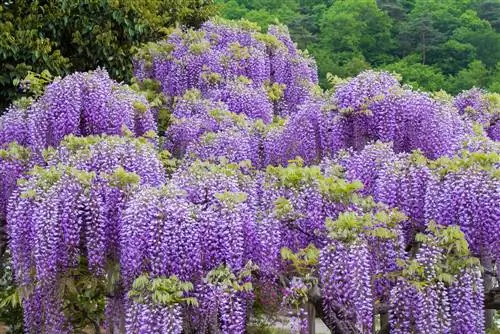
[421,29,426,65]
[481,257,496,329]
[0,218,6,273]
[305,301,316,334]
[379,312,390,334]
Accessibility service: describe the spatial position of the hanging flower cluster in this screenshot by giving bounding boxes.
[4,69,155,157]
[0,70,157,222]
[389,224,484,334]
[331,71,470,158]
[7,135,165,333]
[341,141,500,262]
[454,88,500,141]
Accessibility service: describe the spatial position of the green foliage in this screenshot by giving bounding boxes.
[264,81,286,102]
[0,0,217,110]
[0,255,23,334]
[58,257,109,333]
[215,191,248,208]
[128,274,197,307]
[280,244,320,277]
[19,163,97,199]
[452,60,490,93]
[107,166,141,189]
[247,326,291,334]
[430,150,500,177]
[205,261,258,293]
[326,208,406,244]
[382,59,449,91]
[266,159,322,188]
[397,223,481,288]
[266,160,364,206]
[159,150,181,176]
[0,142,31,163]
[12,70,54,109]
[55,134,103,154]
[273,197,294,220]
[487,321,500,334]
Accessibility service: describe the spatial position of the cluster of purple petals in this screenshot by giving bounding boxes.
[171,161,258,269]
[123,162,255,332]
[334,85,469,158]
[0,146,31,220]
[341,143,433,243]
[0,69,156,157]
[185,127,261,167]
[425,166,500,261]
[182,279,251,334]
[389,248,484,333]
[389,279,433,334]
[264,99,326,165]
[320,241,373,333]
[448,270,485,333]
[164,88,267,164]
[260,75,476,165]
[267,25,318,116]
[217,289,248,334]
[342,142,500,259]
[334,70,400,112]
[267,185,328,249]
[488,120,500,141]
[134,19,318,119]
[8,150,259,332]
[0,70,157,223]
[454,88,489,119]
[1,17,498,334]
[318,206,410,334]
[368,222,407,303]
[164,90,231,157]
[280,279,309,334]
[7,136,166,332]
[216,79,274,123]
[169,96,330,169]
[454,88,493,123]
[454,88,499,141]
[337,142,494,332]
[48,135,166,186]
[8,172,86,333]
[148,161,369,331]
[120,186,199,285]
[0,106,29,147]
[462,131,500,152]
[0,109,31,219]
[139,20,326,169]
[159,66,479,174]
[6,137,492,333]
[253,167,361,280]
[126,301,183,334]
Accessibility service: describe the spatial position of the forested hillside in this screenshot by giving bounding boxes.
[217,0,500,93]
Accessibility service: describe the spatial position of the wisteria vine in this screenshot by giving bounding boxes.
[0,18,498,334]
